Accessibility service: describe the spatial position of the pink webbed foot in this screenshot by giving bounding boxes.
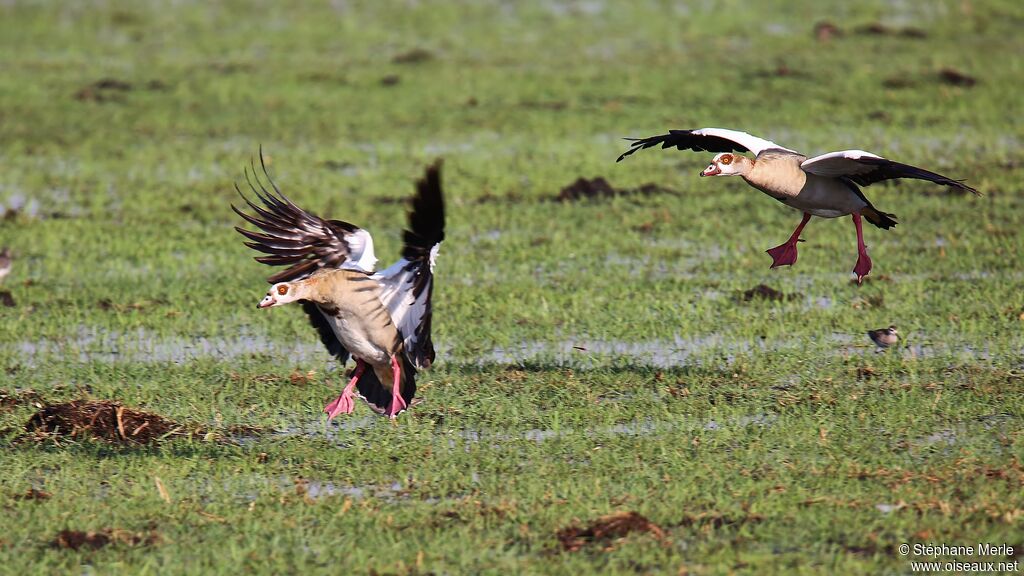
[766,212,811,269]
[324,392,355,420]
[853,249,872,284]
[766,241,800,268]
[385,355,407,419]
[324,361,365,420]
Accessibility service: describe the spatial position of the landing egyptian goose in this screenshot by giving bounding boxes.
[617,128,979,281]
[234,154,445,419]
[867,325,899,350]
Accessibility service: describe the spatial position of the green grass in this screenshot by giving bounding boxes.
[1,0,1023,574]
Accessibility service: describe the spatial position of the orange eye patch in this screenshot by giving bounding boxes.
[277,285,289,295]
[720,155,733,165]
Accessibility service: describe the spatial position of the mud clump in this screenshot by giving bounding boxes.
[741,284,801,302]
[556,177,678,202]
[558,177,616,201]
[25,400,185,444]
[855,23,928,39]
[556,511,665,552]
[938,68,977,88]
[391,48,434,64]
[52,528,159,551]
[813,21,843,42]
[74,78,132,102]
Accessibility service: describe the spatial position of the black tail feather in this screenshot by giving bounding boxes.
[862,206,898,230]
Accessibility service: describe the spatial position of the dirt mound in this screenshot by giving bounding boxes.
[391,48,434,64]
[52,528,159,551]
[741,284,801,302]
[557,511,665,552]
[556,177,678,202]
[938,68,977,87]
[25,400,185,444]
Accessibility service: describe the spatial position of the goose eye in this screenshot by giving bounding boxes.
[277,285,289,295]
[720,155,733,165]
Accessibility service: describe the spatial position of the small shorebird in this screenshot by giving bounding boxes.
[0,248,11,283]
[234,153,445,419]
[867,325,899,351]
[617,128,979,282]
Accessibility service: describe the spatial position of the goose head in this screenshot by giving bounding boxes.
[700,153,751,177]
[258,281,308,309]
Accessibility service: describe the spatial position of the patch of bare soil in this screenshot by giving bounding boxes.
[24,400,185,444]
[856,23,928,38]
[938,68,977,87]
[741,284,801,302]
[556,177,678,202]
[391,48,434,64]
[813,21,842,42]
[51,528,159,551]
[556,511,665,552]
[74,78,132,102]
[0,290,15,307]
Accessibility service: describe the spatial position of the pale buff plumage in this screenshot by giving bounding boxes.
[724,151,869,218]
[258,259,418,419]
[268,269,410,394]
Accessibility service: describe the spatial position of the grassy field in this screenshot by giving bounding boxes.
[1,0,1023,573]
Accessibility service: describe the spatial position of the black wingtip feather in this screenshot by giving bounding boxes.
[401,159,446,261]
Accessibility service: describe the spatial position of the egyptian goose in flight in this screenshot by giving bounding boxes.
[867,325,899,351]
[233,154,445,419]
[617,128,979,281]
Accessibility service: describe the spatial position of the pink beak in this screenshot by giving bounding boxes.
[257,298,276,309]
[700,165,720,177]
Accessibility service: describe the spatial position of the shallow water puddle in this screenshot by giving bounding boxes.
[7,326,1005,369]
[10,326,329,366]
[483,335,767,368]
[451,413,776,447]
[482,334,1003,368]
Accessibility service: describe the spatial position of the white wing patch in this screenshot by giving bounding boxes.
[428,242,441,273]
[340,228,378,273]
[692,128,798,156]
[372,255,433,368]
[801,150,886,177]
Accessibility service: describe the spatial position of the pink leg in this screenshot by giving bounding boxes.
[766,212,812,268]
[324,360,366,420]
[852,212,872,283]
[385,355,407,419]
